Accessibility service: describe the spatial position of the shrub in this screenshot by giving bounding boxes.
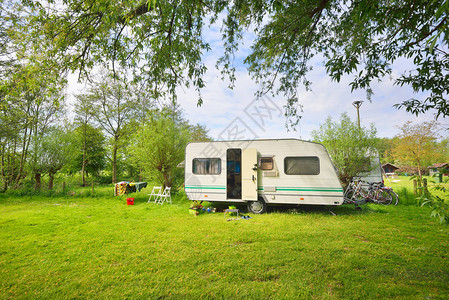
[417,173,449,224]
[395,187,417,206]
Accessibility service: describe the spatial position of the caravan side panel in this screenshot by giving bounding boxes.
[255,140,344,205]
[184,139,344,205]
[184,142,229,202]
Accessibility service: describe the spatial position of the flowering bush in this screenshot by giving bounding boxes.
[189,201,204,215]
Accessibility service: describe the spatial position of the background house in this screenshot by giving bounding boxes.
[395,166,428,176]
[382,163,399,174]
[428,163,449,176]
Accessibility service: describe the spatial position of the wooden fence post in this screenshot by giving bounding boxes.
[92,182,94,195]
[63,181,66,194]
[413,180,417,196]
[418,179,422,196]
[423,178,428,195]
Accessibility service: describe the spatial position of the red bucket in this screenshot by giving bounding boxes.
[126,198,134,205]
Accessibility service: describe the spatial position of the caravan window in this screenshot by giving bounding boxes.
[259,157,274,170]
[193,158,221,175]
[284,156,320,175]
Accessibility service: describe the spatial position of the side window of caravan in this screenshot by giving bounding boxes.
[259,157,274,170]
[192,158,221,175]
[284,156,320,175]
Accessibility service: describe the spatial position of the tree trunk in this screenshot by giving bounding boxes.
[81,140,87,187]
[423,178,428,195]
[16,127,32,186]
[81,125,87,187]
[112,141,118,184]
[417,160,422,179]
[16,125,29,184]
[1,140,5,191]
[0,141,7,193]
[48,171,54,190]
[163,168,171,189]
[5,142,12,192]
[81,159,86,187]
[11,139,16,184]
[34,173,41,191]
[413,179,417,196]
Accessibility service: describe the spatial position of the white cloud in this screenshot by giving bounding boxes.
[64,20,448,141]
[178,45,448,141]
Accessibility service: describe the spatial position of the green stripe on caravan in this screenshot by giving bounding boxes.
[277,187,343,192]
[184,139,345,211]
[258,187,343,192]
[185,186,226,190]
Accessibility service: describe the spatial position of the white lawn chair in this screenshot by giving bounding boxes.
[148,186,162,203]
[157,187,172,205]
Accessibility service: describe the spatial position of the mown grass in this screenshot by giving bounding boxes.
[1,186,449,299]
[384,175,449,205]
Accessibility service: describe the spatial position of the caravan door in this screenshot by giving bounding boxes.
[242,148,258,200]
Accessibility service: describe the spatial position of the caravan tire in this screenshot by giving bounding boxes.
[247,198,267,214]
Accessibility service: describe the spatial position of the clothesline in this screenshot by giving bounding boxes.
[114,181,148,196]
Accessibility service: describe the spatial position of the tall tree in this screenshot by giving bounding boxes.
[0,63,65,190]
[440,138,449,162]
[15,0,449,122]
[39,126,74,190]
[376,137,397,164]
[27,85,65,190]
[0,1,16,81]
[66,122,106,185]
[73,93,107,186]
[234,0,449,120]
[188,124,212,142]
[82,72,139,184]
[311,112,378,185]
[0,95,22,191]
[128,107,209,188]
[1,2,67,190]
[392,121,443,178]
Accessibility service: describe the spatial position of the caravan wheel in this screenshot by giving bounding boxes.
[247,198,267,214]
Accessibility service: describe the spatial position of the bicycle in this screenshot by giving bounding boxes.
[344,178,399,206]
[343,177,368,205]
[366,181,399,206]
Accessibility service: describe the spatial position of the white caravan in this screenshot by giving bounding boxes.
[184,139,344,213]
[358,155,384,184]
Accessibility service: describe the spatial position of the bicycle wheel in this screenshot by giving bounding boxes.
[390,190,399,206]
[344,186,355,201]
[377,189,393,206]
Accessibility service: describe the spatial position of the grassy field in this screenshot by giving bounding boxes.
[384,175,449,204]
[1,183,449,299]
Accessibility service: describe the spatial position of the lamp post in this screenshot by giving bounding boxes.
[352,100,363,129]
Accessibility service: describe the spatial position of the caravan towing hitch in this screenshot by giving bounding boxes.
[343,197,366,210]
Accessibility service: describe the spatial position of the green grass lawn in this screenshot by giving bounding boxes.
[384,175,449,193]
[1,186,449,298]
[384,175,449,205]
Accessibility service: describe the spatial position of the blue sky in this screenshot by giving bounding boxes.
[176,60,448,141]
[174,24,448,141]
[67,21,448,141]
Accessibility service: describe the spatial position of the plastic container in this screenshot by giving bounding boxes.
[126,198,134,205]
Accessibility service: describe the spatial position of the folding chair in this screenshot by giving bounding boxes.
[148,186,162,203]
[157,187,172,205]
